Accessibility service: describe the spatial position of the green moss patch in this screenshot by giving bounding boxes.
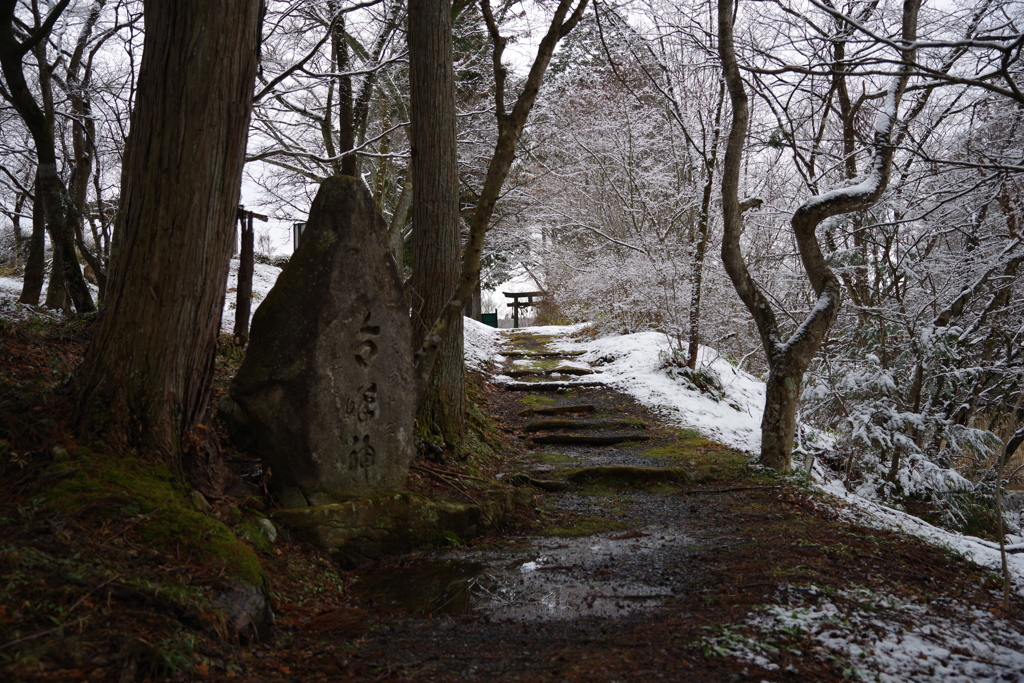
[518,395,558,410]
[502,333,560,352]
[38,448,265,587]
[640,431,751,483]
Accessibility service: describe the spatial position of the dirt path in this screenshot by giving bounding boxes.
[264,329,1024,682]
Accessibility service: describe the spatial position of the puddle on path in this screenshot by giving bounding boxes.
[351,526,693,622]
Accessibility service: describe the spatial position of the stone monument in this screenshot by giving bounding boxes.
[222,175,416,508]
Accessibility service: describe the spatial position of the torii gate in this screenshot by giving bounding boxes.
[503,290,544,328]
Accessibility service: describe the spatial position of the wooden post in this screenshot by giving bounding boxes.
[234,213,254,344]
[233,207,269,345]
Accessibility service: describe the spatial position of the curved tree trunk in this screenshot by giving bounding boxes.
[718,0,919,472]
[408,0,464,446]
[73,0,263,480]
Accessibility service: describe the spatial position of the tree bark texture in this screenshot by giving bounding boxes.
[73,0,263,478]
[686,79,726,370]
[19,171,46,304]
[329,2,356,176]
[719,0,918,471]
[408,0,465,445]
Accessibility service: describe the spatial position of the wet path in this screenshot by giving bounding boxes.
[326,329,1024,682]
[352,329,715,623]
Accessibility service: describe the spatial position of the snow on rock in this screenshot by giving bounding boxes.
[464,317,501,372]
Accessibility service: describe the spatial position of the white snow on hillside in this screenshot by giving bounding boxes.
[582,330,765,454]
[220,259,283,333]
[464,317,502,372]
[0,275,21,299]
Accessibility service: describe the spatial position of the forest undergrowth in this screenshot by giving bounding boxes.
[1,308,1022,682]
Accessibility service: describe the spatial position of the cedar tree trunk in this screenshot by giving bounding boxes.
[73,0,263,479]
[408,0,465,445]
[412,0,588,405]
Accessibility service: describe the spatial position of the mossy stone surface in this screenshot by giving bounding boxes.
[273,489,535,568]
[38,448,266,588]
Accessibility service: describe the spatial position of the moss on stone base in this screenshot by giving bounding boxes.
[274,489,534,568]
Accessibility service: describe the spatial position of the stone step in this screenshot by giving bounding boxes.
[504,381,604,391]
[507,366,596,378]
[517,404,596,417]
[502,350,587,359]
[528,433,653,446]
[565,466,690,485]
[523,419,645,432]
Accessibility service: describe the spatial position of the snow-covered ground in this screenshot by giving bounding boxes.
[221,259,283,333]
[0,275,22,300]
[464,317,502,372]
[0,259,282,334]
[713,585,1024,682]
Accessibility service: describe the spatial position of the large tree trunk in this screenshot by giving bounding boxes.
[73,0,263,480]
[408,0,464,446]
[411,0,588,403]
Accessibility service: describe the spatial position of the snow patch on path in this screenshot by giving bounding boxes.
[749,587,1024,682]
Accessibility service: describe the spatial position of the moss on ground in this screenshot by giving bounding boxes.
[455,370,509,473]
[518,395,557,410]
[526,451,576,466]
[38,446,265,587]
[640,430,752,483]
[512,358,564,373]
